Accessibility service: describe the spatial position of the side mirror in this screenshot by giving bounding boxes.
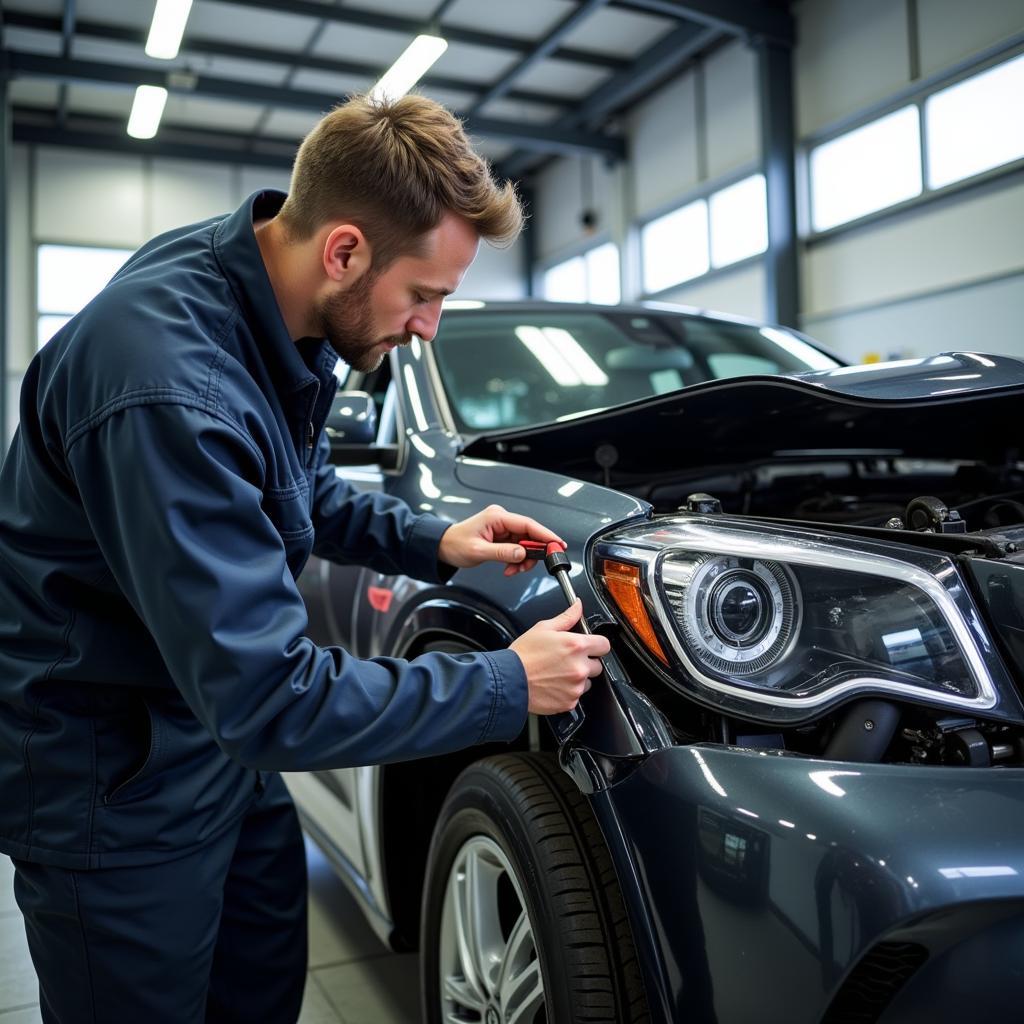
[325,391,377,445]
[325,391,399,469]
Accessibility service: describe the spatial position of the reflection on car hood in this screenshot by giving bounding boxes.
[460,352,1024,473]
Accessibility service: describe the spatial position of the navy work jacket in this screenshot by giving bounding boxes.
[0,191,527,868]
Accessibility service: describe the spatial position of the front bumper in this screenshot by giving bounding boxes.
[589,744,1024,1023]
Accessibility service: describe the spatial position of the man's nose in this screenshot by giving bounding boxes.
[408,300,443,342]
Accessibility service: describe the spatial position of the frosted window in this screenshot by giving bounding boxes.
[641,200,709,293]
[926,54,1024,189]
[37,315,72,350]
[544,243,621,305]
[585,242,620,305]
[37,245,133,316]
[810,107,922,231]
[36,244,133,350]
[542,256,587,302]
[709,174,768,268]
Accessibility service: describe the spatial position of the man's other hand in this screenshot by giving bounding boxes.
[509,600,609,715]
[438,504,565,577]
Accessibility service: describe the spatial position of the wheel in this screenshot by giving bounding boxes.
[420,752,649,1024]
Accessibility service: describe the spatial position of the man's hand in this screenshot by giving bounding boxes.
[438,504,565,577]
[510,600,610,715]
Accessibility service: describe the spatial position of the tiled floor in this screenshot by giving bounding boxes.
[0,838,421,1023]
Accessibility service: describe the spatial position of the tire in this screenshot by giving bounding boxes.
[420,752,649,1024]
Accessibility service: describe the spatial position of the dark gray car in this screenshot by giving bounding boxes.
[286,300,1024,1024]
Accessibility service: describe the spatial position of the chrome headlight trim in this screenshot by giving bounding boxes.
[608,519,998,715]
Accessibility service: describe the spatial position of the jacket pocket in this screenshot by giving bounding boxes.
[103,697,161,805]
[261,484,315,578]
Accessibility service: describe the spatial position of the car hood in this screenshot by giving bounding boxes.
[460,352,1024,473]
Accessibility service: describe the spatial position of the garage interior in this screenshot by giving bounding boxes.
[1,0,1023,1021]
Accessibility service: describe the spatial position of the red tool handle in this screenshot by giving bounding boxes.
[518,539,566,557]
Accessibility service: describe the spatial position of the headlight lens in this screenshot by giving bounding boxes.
[595,518,1002,723]
[666,555,798,675]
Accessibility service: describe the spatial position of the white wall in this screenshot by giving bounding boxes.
[536,38,763,317]
[534,152,623,264]
[531,0,1024,363]
[458,237,526,301]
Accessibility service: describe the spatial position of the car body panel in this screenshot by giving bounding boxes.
[592,743,1024,1023]
[463,351,1024,475]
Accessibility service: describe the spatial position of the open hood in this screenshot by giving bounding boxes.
[460,352,1024,475]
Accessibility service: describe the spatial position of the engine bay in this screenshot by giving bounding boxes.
[628,455,1024,532]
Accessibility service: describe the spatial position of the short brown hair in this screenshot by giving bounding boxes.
[278,93,524,268]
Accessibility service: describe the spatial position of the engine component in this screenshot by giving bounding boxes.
[905,495,967,534]
[824,699,901,761]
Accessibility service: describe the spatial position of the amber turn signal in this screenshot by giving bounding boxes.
[599,559,668,665]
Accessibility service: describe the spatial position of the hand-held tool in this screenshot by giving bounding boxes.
[519,540,588,742]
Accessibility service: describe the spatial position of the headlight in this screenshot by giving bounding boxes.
[666,554,799,675]
[595,517,1008,724]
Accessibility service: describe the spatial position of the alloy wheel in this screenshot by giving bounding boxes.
[438,835,544,1024]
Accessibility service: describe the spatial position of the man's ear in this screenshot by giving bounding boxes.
[322,224,372,287]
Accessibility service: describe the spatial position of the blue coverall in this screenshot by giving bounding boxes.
[0,190,528,1021]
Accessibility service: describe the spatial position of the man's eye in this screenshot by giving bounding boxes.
[414,293,428,304]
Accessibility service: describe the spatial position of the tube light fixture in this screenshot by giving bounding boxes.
[145,0,194,60]
[127,85,169,139]
[370,35,448,103]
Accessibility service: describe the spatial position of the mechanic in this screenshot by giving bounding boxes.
[0,93,609,1023]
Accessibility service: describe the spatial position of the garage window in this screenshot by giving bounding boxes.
[543,242,620,305]
[641,199,709,294]
[809,106,922,231]
[709,174,768,269]
[37,244,133,350]
[925,54,1024,189]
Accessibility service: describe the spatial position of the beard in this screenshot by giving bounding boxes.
[315,271,411,373]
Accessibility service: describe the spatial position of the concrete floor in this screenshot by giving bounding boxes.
[0,838,421,1023]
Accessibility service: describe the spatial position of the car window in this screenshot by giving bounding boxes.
[432,311,840,433]
[707,353,780,378]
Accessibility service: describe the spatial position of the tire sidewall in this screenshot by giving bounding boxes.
[421,760,578,1024]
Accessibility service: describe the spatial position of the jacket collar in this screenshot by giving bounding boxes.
[213,190,324,392]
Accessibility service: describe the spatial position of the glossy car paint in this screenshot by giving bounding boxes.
[288,305,1024,1021]
[591,746,1024,1023]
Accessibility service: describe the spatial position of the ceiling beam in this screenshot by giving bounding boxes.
[7,51,625,159]
[2,11,573,111]
[12,109,296,168]
[56,0,76,127]
[467,0,611,116]
[601,0,793,45]
[499,20,718,178]
[213,0,628,71]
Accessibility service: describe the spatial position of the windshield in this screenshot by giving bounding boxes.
[432,309,840,433]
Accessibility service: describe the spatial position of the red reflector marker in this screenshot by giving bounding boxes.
[367,586,394,613]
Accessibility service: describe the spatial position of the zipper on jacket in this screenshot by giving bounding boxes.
[303,380,320,466]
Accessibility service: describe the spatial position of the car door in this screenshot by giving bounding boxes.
[285,360,399,883]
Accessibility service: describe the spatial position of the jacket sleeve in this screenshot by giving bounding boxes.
[66,402,527,771]
[308,429,452,583]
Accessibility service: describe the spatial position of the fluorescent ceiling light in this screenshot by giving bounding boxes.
[145,0,193,60]
[127,85,168,139]
[371,35,448,103]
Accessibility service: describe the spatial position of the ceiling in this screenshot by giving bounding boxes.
[0,0,793,180]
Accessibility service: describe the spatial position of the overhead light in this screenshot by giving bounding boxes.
[145,0,194,60]
[127,85,168,139]
[370,35,448,103]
